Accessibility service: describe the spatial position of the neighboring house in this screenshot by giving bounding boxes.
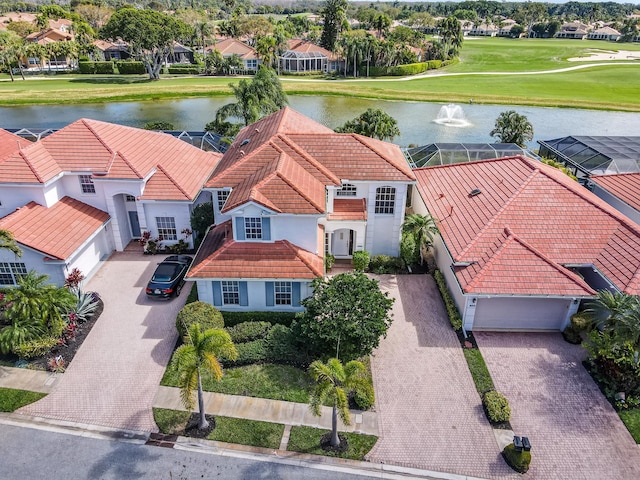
[555,22,590,39]
[497,19,518,37]
[0,120,221,286]
[204,38,260,71]
[589,172,640,225]
[412,155,640,332]
[168,42,194,64]
[587,26,621,41]
[187,107,415,311]
[279,40,342,74]
[93,40,131,61]
[469,23,498,37]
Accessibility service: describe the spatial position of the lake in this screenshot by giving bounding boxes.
[1,96,639,149]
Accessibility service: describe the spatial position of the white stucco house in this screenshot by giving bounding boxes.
[0,121,221,286]
[187,107,416,311]
[412,155,640,332]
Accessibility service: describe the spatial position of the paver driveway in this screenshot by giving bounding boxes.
[476,332,640,480]
[366,275,517,479]
[18,251,186,432]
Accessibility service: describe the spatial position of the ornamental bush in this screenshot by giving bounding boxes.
[167,64,201,74]
[370,254,405,274]
[222,311,296,328]
[483,390,511,423]
[352,250,370,272]
[78,61,115,74]
[226,321,272,343]
[12,335,58,359]
[354,381,375,410]
[265,324,308,365]
[116,61,146,74]
[176,301,224,338]
[502,443,531,473]
[225,339,267,366]
[433,269,463,331]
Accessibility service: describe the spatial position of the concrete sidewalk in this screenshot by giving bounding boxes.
[154,385,378,435]
[0,366,60,394]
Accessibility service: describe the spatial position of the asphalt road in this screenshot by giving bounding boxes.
[0,423,395,480]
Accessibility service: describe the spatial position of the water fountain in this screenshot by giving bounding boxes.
[433,104,471,128]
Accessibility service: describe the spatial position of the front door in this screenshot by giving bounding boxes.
[128,211,141,238]
[333,229,353,258]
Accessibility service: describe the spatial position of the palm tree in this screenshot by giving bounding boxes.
[335,108,400,141]
[309,358,368,447]
[402,214,439,265]
[171,323,237,430]
[255,35,277,69]
[490,110,534,147]
[0,229,21,257]
[438,16,463,60]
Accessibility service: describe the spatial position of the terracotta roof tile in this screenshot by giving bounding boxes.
[204,38,258,60]
[188,221,323,279]
[414,156,640,296]
[0,129,27,159]
[0,196,110,260]
[590,172,640,213]
[328,199,367,221]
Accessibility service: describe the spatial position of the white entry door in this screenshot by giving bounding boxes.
[333,229,352,257]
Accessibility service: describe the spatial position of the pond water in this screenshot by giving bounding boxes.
[1,96,639,149]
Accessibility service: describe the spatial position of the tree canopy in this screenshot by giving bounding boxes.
[335,108,400,141]
[490,110,534,147]
[100,8,190,80]
[320,0,348,52]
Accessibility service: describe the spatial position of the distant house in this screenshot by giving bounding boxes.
[469,23,498,37]
[497,19,518,37]
[412,156,640,331]
[587,26,621,41]
[556,22,590,39]
[279,40,342,74]
[204,38,260,71]
[167,42,194,64]
[0,121,221,286]
[93,40,131,61]
[589,173,640,225]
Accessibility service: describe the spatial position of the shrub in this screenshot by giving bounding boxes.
[571,312,593,332]
[426,59,443,70]
[352,250,370,272]
[562,323,582,344]
[353,382,375,410]
[12,336,58,359]
[366,62,428,77]
[222,311,296,328]
[116,61,146,74]
[433,270,463,331]
[265,324,307,365]
[324,253,335,271]
[226,321,272,343]
[399,233,420,270]
[370,254,405,274]
[176,301,224,338]
[502,443,531,473]
[226,339,267,366]
[72,292,99,323]
[47,355,66,373]
[78,61,115,74]
[167,64,201,74]
[483,390,511,423]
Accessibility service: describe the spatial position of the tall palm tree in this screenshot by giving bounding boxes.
[402,214,439,264]
[0,229,21,257]
[171,323,237,430]
[255,35,277,69]
[309,358,368,447]
[490,110,534,147]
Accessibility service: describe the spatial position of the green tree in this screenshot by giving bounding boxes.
[143,121,175,130]
[335,108,400,141]
[438,16,463,60]
[587,291,640,362]
[255,35,277,69]
[294,272,394,362]
[100,8,190,80]
[320,0,348,52]
[402,213,438,265]
[490,110,534,147]
[309,358,368,447]
[171,323,237,430]
[0,31,24,82]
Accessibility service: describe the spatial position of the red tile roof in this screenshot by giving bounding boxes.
[204,38,258,60]
[328,199,367,221]
[0,196,110,260]
[206,107,414,213]
[414,156,640,296]
[187,221,323,279]
[286,40,338,61]
[590,172,640,213]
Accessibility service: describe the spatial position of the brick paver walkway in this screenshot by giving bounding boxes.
[476,332,640,480]
[18,252,186,432]
[366,275,517,479]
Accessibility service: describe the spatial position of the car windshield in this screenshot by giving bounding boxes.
[152,263,181,282]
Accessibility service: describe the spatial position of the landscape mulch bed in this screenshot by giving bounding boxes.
[0,298,104,371]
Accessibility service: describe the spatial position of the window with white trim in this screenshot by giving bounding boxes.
[79,175,95,194]
[244,217,262,239]
[222,281,239,305]
[0,262,27,285]
[125,195,136,202]
[336,183,357,197]
[375,186,396,214]
[156,217,177,240]
[274,281,292,305]
[247,59,257,69]
[217,191,229,211]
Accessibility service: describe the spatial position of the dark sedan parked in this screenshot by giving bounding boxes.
[145,255,193,299]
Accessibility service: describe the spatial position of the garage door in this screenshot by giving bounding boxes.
[473,297,570,331]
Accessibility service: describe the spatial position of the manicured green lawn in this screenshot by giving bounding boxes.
[161,362,314,403]
[287,426,378,460]
[153,408,284,448]
[0,387,46,412]
[619,409,640,444]
[463,348,495,395]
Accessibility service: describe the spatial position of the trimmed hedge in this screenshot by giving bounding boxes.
[483,390,511,423]
[221,311,296,328]
[366,62,428,77]
[176,301,224,338]
[78,61,115,74]
[369,255,405,274]
[352,250,370,272]
[167,64,201,74]
[502,443,531,473]
[226,339,268,366]
[433,269,463,331]
[116,61,146,74]
[265,324,307,365]
[226,321,272,343]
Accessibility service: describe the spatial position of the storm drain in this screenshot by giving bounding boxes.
[146,433,178,448]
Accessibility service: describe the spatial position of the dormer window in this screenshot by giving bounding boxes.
[217,191,229,211]
[336,183,357,197]
[79,175,95,194]
[235,216,271,241]
[245,217,262,239]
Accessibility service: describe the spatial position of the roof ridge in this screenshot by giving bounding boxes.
[351,134,414,180]
[274,152,325,213]
[80,119,117,171]
[156,164,191,200]
[277,134,341,185]
[17,147,46,183]
[282,239,322,276]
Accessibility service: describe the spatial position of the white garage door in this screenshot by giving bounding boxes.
[473,297,570,331]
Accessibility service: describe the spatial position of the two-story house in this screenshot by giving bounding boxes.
[186,107,415,311]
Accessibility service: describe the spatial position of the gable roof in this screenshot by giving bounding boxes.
[414,155,640,296]
[205,107,414,214]
[0,119,221,201]
[590,172,640,213]
[205,38,257,60]
[187,221,323,279]
[0,196,110,260]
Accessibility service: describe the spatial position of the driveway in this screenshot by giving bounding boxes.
[18,251,186,432]
[366,275,517,479]
[476,332,640,479]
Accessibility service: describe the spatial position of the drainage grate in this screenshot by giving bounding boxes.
[145,433,177,448]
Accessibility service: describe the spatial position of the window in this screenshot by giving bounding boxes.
[222,281,239,305]
[244,217,262,239]
[156,217,177,240]
[247,59,257,69]
[79,175,95,194]
[336,183,357,197]
[274,281,292,305]
[375,186,396,214]
[0,262,27,285]
[217,191,229,211]
[125,195,136,202]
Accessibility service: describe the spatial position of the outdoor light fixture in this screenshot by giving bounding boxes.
[522,437,531,452]
[513,436,523,452]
